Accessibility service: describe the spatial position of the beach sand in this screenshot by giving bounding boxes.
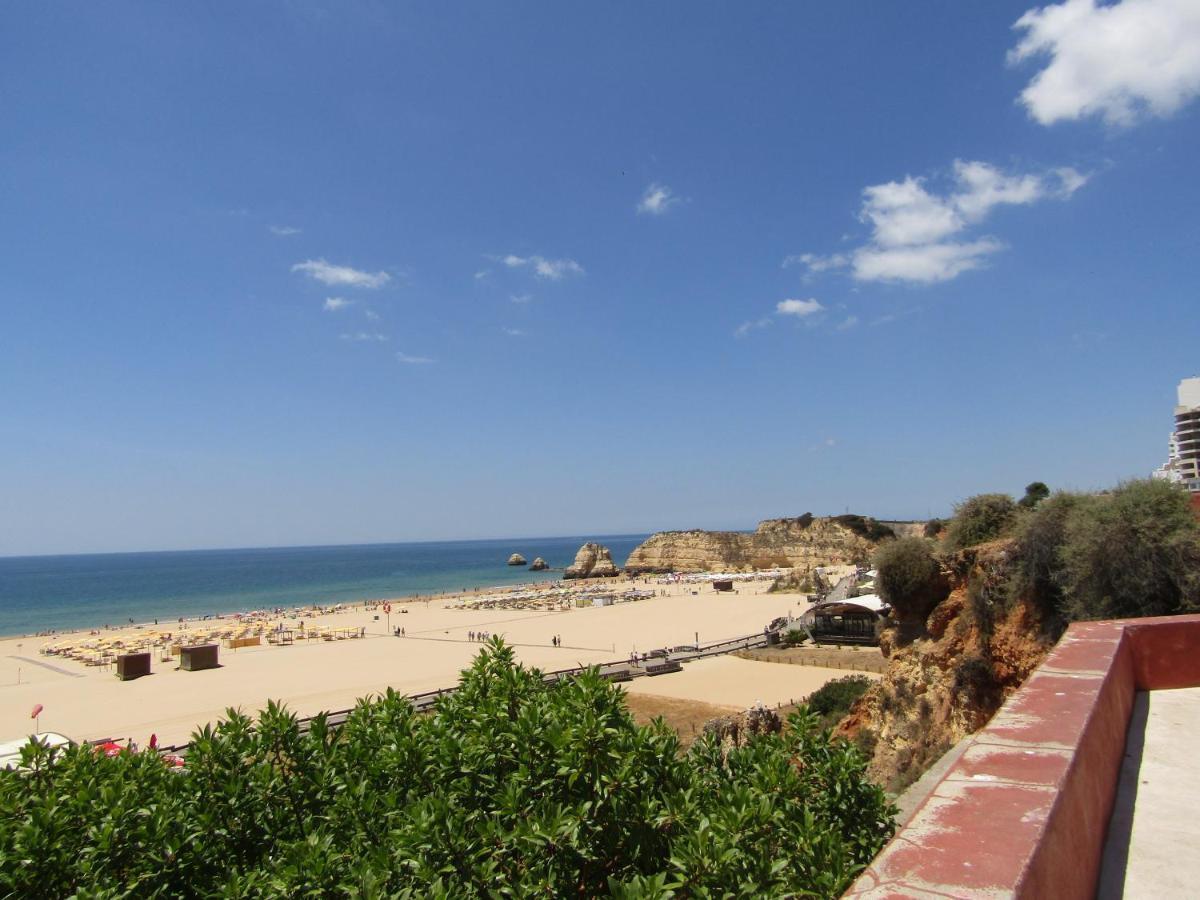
[0,577,830,747]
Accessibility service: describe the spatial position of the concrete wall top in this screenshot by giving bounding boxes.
[845,613,1200,899]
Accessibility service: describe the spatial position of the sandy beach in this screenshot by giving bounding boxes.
[0,576,843,747]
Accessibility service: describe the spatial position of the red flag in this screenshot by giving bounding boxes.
[30,703,43,719]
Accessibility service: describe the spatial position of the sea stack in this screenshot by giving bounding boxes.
[507,553,527,566]
[528,557,549,571]
[563,542,620,579]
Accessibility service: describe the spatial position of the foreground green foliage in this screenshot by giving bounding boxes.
[0,641,894,898]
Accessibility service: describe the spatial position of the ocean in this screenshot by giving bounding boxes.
[0,535,649,637]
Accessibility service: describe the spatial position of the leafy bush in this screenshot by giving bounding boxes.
[923,518,944,539]
[805,675,874,730]
[1018,481,1050,509]
[781,628,809,647]
[0,640,894,898]
[944,493,1019,551]
[874,537,947,623]
[832,515,895,543]
[1058,479,1200,621]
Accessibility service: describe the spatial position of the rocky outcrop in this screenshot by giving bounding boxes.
[833,541,1056,793]
[528,557,549,571]
[624,514,891,574]
[507,553,527,566]
[703,705,783,757]
[563,542,620,579]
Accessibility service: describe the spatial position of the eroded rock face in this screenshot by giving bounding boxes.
[703,705,784,757]
[507,553,527,566]
[833,541,1055,793]
[624,515,887,574]
[563,542,619,579]
[528,557,549,571]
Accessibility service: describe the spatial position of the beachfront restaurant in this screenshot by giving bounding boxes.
[799,594,887,645]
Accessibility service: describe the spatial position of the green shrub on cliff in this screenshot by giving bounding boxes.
[944,493,1019,551]
[874,537,946,623]
[1007,480,1200,623]
[0,640,894,898]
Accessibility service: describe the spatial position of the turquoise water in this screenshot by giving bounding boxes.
[0,535,648,637]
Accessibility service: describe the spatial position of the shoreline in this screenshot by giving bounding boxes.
[1,571,820,747]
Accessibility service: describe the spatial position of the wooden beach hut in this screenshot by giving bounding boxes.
[115,652,152,681]
[179,644,220,671]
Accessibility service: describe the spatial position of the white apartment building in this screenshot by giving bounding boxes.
[1154,377,1200,492]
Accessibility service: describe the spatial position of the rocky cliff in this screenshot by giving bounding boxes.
[624,514,891,574]
[563,542,620,579]
[834,541,1057,793]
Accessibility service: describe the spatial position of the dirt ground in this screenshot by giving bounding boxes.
[735,645,886,673]
[621,692,740,748]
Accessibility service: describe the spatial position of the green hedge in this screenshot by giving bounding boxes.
[0,640,894,898]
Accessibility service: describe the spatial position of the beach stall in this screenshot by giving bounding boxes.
[115,652,152,681]
[712,579,734,592]
[179,643,220,671]
[799,594,887,645]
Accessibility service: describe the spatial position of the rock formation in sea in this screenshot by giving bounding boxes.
[563,542,620,579]
[624,514,894,574]
[528,557,549,571]
[507,553,527,566]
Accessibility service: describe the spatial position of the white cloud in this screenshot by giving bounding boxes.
[293,258,391,289]
[797,160,1086,285]
[502,327,526,337]
[836,315,860,331]
[396,352,434,364]
[1010,0,1200,126]
[776,298,825,318]
[364,310,381,321]
[783,252,849,272]
[637,182,680,215]
[734,317,773,338]
[853,239,1004,284]
[269,225,302,236]
[510,293,533,304]
[340,332,388,342]
[474,270,490,280]
[501,254,584,280]
[1055,166,1091,195]
[323,297,353,312]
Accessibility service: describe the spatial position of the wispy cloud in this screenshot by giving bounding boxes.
[269,225,302,236]
[776,298,825,318]
[293,258,391,289]
[502,327,526,337]
[637,182,680,216]
[323,297,353,312]
[836,315,860,331]
[501,254,584,280]
[396,351,434,364]
[474,269,490,281]
[734,317,773,338]
[510,293,533,305]
[340,332,388,342]
[1010,0,1200,126]
[798,160,1089,285]
[364,309,381,321]
[782,252,849,272]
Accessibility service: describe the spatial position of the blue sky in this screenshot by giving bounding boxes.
[3,1,1199,555]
